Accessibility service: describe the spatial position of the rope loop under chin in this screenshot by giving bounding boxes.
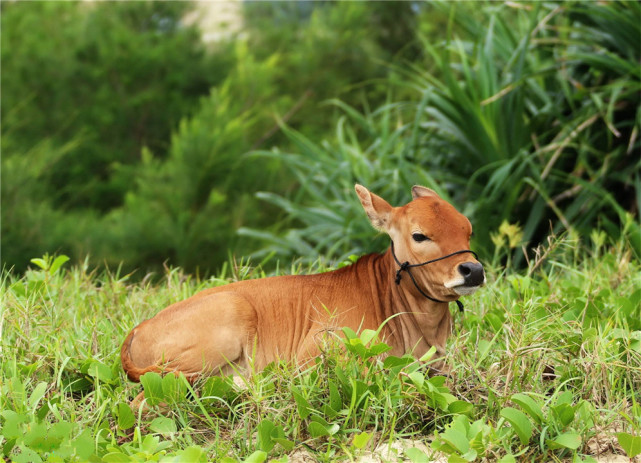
[390,240,477,312]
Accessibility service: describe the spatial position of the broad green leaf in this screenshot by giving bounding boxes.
[469,427,489,455]
[383,355,415,370]
[449,415,471,434]
[555,390,574,405]
[432,391,457,411]
[419,346,437,362]
[322,403,338,419]
[50,255,70,274]
[446,455,469,463]
[48,421,73,447]
[28,382,48,410]
[102,452,131,463]
[149,416,177,434]
[256,419,276,452]
[162,373,187,402]
[368,343,392,356]
[428,376,447,387]
[30,258,47,270]
[140,372,164,406]
[23,421,48,450]
[201,375,235,400]
[573,456,597,463]
[408,371,425,389]
[72,428,95,460]
[468,418,486,437]
[87,361,113,383]
[291,387,311,419]
[405,447,429,463]
[346,341,366,357]
[326,423,340,435]
[272,437,295,451]
[511,393,543,424]
[460,449,478,461]
[3,439,17,459]
[551,403,575,427]
[242,451,267,463]
[329,380,342,411]
[165,446,208,462]
[360,329,377,345]
[476,339,491,363]
[352,431,371,449]
[439,428,470,454]
[117,402,135,430]
[617,432,641,458]
[486,313,504,332]
[448,400,474,416]
[141,434,160,453]
[161,373,177,396]
[500,407,533,445]
[342,327,358,340]
[12,444,43,463]
[308,421,339,438]
[547,432,582,450]
[310,414,330,427]
[26,280,45,296]
[582,327,598,342]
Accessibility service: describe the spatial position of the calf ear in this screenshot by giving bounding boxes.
[355,184,393,232]
[411,185,440,200]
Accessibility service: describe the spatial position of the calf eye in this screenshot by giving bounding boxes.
[412,233,429,243]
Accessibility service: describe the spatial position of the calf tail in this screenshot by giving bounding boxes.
[121,329,197,383]
[120,329,163,382]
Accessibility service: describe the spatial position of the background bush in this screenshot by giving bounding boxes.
[243,1,641,266]
[2,1,639,274]
[2,1,230,271]
[2,1,226,211]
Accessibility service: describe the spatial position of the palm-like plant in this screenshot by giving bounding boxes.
[241,1,640,266]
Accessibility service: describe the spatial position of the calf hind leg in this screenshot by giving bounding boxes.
[121,291,256,381]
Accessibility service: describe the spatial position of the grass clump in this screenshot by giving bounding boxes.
[1,234,639,462]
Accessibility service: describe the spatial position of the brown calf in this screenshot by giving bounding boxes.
[121,185,485,382]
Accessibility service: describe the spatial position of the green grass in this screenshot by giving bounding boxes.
[1,234,640,462]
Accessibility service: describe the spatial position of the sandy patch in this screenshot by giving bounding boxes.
[182,1,243,44]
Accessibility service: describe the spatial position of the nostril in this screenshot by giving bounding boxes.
[458,262,484,286]
[459,263,473,277]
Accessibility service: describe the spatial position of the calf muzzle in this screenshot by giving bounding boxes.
[390,240,479,310]
[458,262,485,287]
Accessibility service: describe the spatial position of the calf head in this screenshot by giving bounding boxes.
[355,184,485,301]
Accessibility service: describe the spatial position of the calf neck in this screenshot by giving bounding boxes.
[121,184,485,382]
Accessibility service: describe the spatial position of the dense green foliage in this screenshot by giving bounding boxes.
[2,2,224,211]
[2,1,639,275]
[1,236,639,461]
[2,1,417,274]
[2,1,229,270]
[243,1,641,266]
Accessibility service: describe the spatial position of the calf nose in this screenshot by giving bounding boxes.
[458,262,485,287]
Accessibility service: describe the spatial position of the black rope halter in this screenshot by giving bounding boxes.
[390,240,478,312]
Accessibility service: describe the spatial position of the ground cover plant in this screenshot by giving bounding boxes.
[2,230,639,462]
